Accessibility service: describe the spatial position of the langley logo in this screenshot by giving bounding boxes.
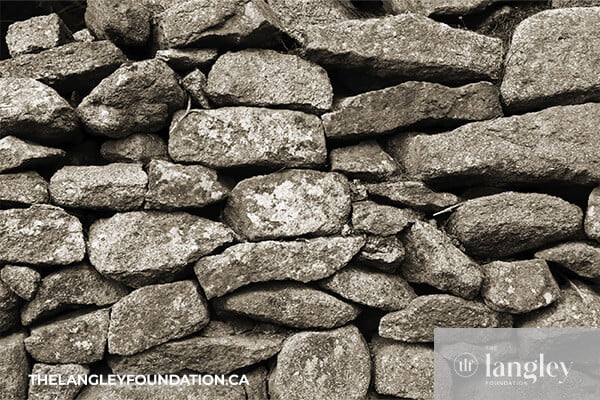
[485,353,573,384]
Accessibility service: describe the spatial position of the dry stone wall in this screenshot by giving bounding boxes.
[1,1,600,399]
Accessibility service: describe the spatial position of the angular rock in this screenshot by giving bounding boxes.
[145,160,229,210]
[224,169,351,240]
[0,41,127,92]
[181,69,210,108]
[25,308,110,363]
[206,49,333,113]
[319,265,416,311]
[168,107,326,169]
[195,236,364,299]
[213,282,361,329]
[481,259,560,313]
[88,211,234,287]
[365,180,461,212]
[586,187,600,241]
[501,8,600,112]
[0,265,41,301]
[108,280,209,355]
[85,0,151,47]
[0,205,85,265]
[351,201,415,236]
[0,333,29,400]
[357,235,405,272]
[379,294,512,342]
[396,103,600,186]
[384,0,496,16]
[0,136,65,173]
[303,14,503,82]
[536,241,600,280]
[73,28,95,42]
[0,172,48,206]
[330,141,399,181]
[6,13,73,57]
[28,363,89,400]
[21,263,129,326]
[77,59,185,138]
[100,133,169,163]
[401,221,482,299]
[50,163,148,211]
[0,281,19,333]
[76,382,247,400]
[155,48,219,71]
[322,81,502,139]
[270,325,370,400]
[446,192,583,258]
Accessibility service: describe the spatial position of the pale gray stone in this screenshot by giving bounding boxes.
[6,13,73,57]
[365,180,461,212]
[0,265,40,301]
[73,28,95,42]
[0,333,29,400]
[536,241,600,280]
[0,172,48,206]
[29,363,89,400]
[100,133,169,163]
[330,141,399,181]
[586,187,600,241]
[0,136,65,173]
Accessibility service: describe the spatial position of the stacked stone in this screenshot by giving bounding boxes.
[1,1,599,400]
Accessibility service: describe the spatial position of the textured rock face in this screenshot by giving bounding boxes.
[73,28,95,42]
[365,181,460,212]
[88,211,235,287]
[0,333,29,400]
[168,107,326,168]
[195,236,365,299]
[536,242,600,280]
[155,48,219,71]
[585,187,600,241]
[501,8,600,112]
[108,280,210,355]
[77,383,247,400]
[181,69,210,108]
[0,281,19,333]
[357,235,405,271]
[28,363,90,400]
[77,59,186,138]
[0,172,48,206]
[303,14,503,82]
[6,13,73,57]
[322,81,501,139]
[553,0,600,6]
[85,0,151,47]
[206,49,333,113]
[351,201,415,236]
[446,192,583,258]
[0,205,85,265]
[0,265,41,301]
[330,141,399,181]
[224,169,351,240]
[270,325,370,400]
[0,136,65,173]
[100,133,168,163]
[384,0,496,16]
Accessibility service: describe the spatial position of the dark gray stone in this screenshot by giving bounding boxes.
[0,136,65,173]
[0,333,29,400]
[100,133,169,163]
[155,48,219,71]
[85,0,151,47]
[536,241,600,280]
[330,141,399,181]
[6,13,73,57]
[0,265,40,301]
[0,280,19,333]
[0,172,48,206]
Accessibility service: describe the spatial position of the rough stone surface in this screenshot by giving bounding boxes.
[585,187,600,241]
[401,221,483,299]
[168,107,326,169]
[446,192,583,258]
[145,160,229,210]
[28,363,89,400]
[206,49,333,113]
[6,13,73,57]
[269,325,370,400]
[319,265,416,311]
[77,59,186,138]
[25,308,110,363]
[0,205,85,266]
[303,14,503,82]
[481,259,560,313]
[0,280,19,333]
[100,133,169,163]
[536,241,600,280]
[181,69,211,108]
[330,141,399,181]
[73,28,95,42]
[351,201,415,236]
[379,295,512,342]
[365,181,461,212]
[384,0,496,16]
[357,235,405,272]
[552,0,600,6]
[108,280,210,355]
[501,8,600,112]
[76,382,247,400]
[0,172,48,206]
[0,136,65,173]
[0,333,29,400]
[49,163,148,211]
[195,236,365,299]
[0,265,41,301]
[322,81,502,139]
[87,211,235,287]
[224,169,351,240]
[397,103,600,186]
[85,0,151,47]
[213,282,361,329]
[155,48,219,71]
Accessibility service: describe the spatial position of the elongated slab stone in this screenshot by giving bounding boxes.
[155,48,219,71]
[0,172,48,206]
[384,0,496,16]
[365,181,460,212]
[0,333,29,400]
[0,136,65,173]
[536,242,600,280]
[586,187,600,241]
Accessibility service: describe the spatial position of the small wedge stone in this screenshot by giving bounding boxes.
[100,133,168,163]
[365,181,461,212]
[0,265,40,301]
[330,141,399,181]
[0,172,48,206]
[357,235,405,272]
[155,48,219,71]
[0,281,19,333]
[181,69,210,108]
[535,241,600,280]
[351,200,415,236]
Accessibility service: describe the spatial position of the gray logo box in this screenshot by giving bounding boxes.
[434,328,600,399]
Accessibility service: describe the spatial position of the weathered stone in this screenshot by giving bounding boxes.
[365,180,461,213]
[245,365,269,400]
[168,107,326,169]
[536,242,600,280]
[224,169,351,240]
[88,211,234,287]
[145,160,229,210]
[401,221,482,299]
[481,259,560,313]
[0,265,40,301]
[501,8,600,112]
[0,136,65,173]
[108,280,209,355]
[50,163,147,211]
[6,13,73,57]
[270,325,370,400]
[384,0,496,16]
[76,381,247,399]
[303,14,503,82]
[0,41,127,92]
[379,295,511,342]
[21,264,129,326]
[0,78,79,143]
[330,141,399,181]
[85,0,151,47]
[25,308,110,363]
[100,133,169,163]
[351,201,415,236]
[206,49,333,113]
[357,235,405,272]
[0,205,85,265]
[28,363,89,400]
[322,81,502,139]
[214,282,361,329]
[181,69,210,108]
[77,59,185,138]
[552,0,600,6]
[195,235,364,299]
[73,28,95,42]
[0,172,48,206]
[155,48,219,71]
[0,333,29,400]
[586,187,600,241]
[319,264,416,311]
[446,192,583,258]
[0,281,19,333]
[396,103,600,186]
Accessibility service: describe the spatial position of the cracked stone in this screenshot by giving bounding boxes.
[0,172,48,207]
[0,265,41,301]
[6,13,73,57]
